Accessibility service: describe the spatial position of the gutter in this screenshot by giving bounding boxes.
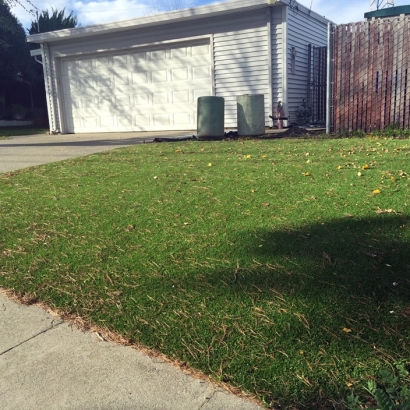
[27,0,268,44]
[30,48,43,65]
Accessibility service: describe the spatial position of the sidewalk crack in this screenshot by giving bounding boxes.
[197,389,217,409]
[0,320,63,356]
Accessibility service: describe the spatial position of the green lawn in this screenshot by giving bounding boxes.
[0,135,409,409]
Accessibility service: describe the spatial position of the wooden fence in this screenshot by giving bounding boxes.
[333,16,410,133]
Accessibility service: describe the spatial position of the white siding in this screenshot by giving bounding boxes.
[213,11,269,127]
[286,10,328,117]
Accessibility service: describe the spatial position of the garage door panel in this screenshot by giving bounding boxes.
[150,49,167,60]
[134,93,150,105]
[151,70,168,83]
[132,71,149,84]
[61,40,211,133]
[192,44,210,56]
[193,66,211,80]
[172,91,190,103]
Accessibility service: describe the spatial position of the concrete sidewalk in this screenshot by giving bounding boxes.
[0,131,192,173]
[0,132,263,410]
[0,293,261,410]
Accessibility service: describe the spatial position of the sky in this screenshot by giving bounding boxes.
[10,0,410,32]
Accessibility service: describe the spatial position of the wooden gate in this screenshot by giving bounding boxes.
[333,16,410,133]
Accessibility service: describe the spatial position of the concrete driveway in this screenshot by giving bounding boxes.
[0,131,193,173]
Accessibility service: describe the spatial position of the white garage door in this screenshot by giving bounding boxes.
[61,40,212,133]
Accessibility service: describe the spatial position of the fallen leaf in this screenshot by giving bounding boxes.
[304,172,311,176]
[373,189,381,194]
[376,208,395,214]
[262,155,267,159]
[362,164,370,170]
[342,328,352,333]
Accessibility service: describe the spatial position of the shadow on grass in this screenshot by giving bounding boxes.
[8,214,409,409]
[139,215,410,409]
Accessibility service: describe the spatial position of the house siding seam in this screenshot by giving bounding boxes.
[286,10,328,116]
[213,13,269,127]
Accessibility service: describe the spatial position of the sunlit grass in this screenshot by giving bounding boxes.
[0,136,409,409]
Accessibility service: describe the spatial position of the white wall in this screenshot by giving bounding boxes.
[48,10,271,132]
[213,12,269,127]
[286,8,328,120]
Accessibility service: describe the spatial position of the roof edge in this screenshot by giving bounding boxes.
[27,0,268,44]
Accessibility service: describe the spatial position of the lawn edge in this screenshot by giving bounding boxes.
[0,286,268,409]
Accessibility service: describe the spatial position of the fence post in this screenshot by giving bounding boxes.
[326,23,334,134]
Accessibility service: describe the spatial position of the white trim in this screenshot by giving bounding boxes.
[30,49,42,57]
[57,36,213,134]
[53,35,211,59]
[267,7,273,125]
[271,0,333,25]
[281,5,288,123]
[41,43,59,133]
[210,34,216,96]
[27,0,268,44]
[54,58,67,134]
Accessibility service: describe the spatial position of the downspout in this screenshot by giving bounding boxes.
[326,22,334,134]
[267,7,273,127]
[41,43,59,134]
[281,4,289,125]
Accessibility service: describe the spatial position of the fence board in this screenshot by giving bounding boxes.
[333,15,410,132]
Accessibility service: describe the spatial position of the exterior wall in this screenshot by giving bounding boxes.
[47,10,270,131]
[286,8,328,119]
[213,12,269,127]
[40,4,331,133]
[271,6,284,117]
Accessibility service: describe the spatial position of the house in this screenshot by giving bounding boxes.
[27,0,331,134]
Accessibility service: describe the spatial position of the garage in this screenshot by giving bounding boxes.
[60,40,212,133]
[27,0,330,135]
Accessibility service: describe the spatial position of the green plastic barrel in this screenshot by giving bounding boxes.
[237,94,265,136]
[197,96,224,138]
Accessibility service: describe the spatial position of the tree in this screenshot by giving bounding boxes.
[28,8,78,35]
[0,0,27,74]
[0,0,32,115]
[24,8,79,114]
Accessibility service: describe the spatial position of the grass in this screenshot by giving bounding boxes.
[0,135,409,409]
[0,125,49,138]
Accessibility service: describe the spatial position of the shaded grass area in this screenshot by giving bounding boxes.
[0,136,409,409]
[0,125,49,138]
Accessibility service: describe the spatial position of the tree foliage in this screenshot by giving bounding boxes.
[28,8,79,35]
[0,0,27,76]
